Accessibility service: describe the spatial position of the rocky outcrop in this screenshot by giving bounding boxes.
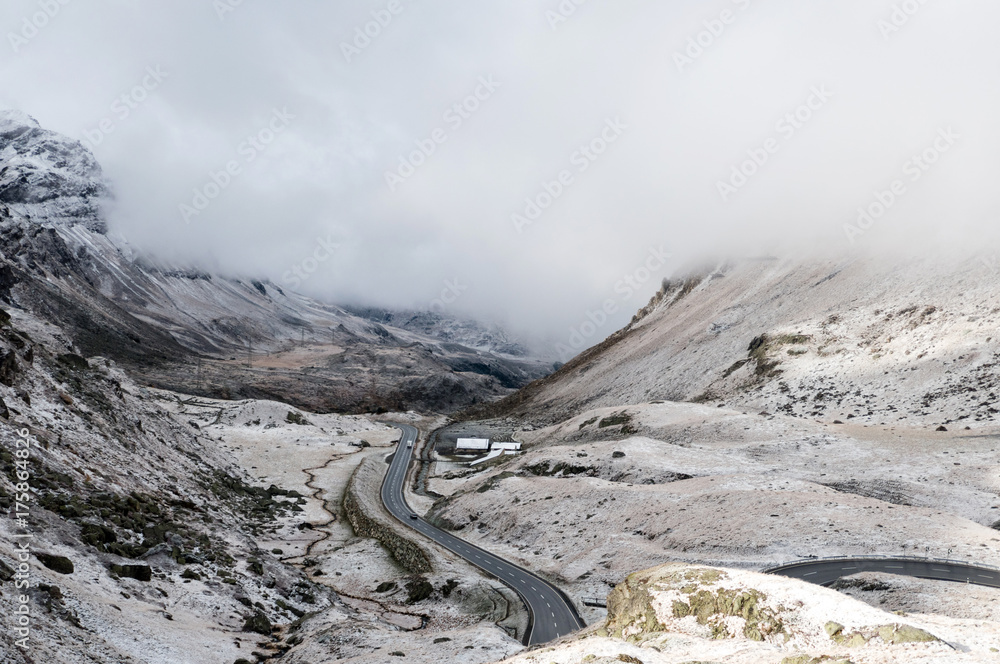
[824,621,937,647]
[600,562,943,653]
[484,562,961,664]
[604,565,785,643]
[343,455,432,574]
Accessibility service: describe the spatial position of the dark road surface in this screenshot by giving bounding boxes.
[381,423,585,645]
[766,556,1000,588]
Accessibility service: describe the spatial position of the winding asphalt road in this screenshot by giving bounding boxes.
[766,557,1000,588]
[381,423,585,645]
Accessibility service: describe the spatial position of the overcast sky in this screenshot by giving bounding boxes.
[2,1,999,351]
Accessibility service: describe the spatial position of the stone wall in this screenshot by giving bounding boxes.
[343,455,432,574]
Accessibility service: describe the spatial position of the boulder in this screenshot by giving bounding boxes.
[110,564,152,582]
[0,349,18,386]
[242,611,272,635]
[36,553,74,575]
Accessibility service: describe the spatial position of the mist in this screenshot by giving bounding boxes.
[2,0,999,352]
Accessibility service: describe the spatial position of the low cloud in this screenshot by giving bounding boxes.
[2,0,999,350]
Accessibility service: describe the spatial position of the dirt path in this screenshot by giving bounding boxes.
[299,455,344,559]
[295,451,431,632]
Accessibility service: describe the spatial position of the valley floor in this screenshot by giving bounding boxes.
[149,394,528,664]
[7,373,1000,663]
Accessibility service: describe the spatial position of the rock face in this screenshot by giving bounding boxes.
[0,110,551,414]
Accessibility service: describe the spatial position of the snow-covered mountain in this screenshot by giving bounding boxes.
[0,110,551,414]
[0,109,109,230]
[342,305,542,360]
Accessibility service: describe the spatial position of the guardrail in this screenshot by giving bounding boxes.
[581,597,607,608]
[763,554,1000,574]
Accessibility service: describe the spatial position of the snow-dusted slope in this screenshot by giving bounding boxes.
[476,255,1000,428]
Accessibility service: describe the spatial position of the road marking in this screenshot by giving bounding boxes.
[979,575,993,579]
[932,568,949,572]
[841,567,857,570]
[804,572,817,576]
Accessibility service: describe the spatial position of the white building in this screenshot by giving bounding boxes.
[492,442,522,451]
[456,438,490,451]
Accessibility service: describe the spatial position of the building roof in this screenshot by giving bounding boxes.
[492,442,522,450]
[456,438,490,450]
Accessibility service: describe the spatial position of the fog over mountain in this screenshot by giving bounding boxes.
[3,0,1000,351]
